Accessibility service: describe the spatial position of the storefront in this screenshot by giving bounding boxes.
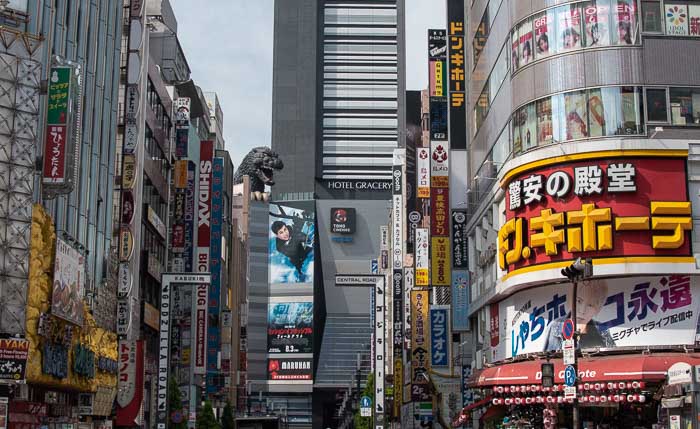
[455,354,700,428]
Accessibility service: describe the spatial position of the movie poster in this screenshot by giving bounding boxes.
[269,204,315,284]
[558,5,582,51]
[518,20,533,67]
[267,301,313,354]
[584,3,610,47]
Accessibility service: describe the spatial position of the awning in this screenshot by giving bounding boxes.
[451,397,492,428]
[470,353,700,387]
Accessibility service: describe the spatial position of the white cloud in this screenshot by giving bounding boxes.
[169,0,444,168]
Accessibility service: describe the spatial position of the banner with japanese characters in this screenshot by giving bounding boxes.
[430,306,450,367]
[499,155,691,275]
[411,290,430,399]
[447,0,466,150]
[496,275,699,360]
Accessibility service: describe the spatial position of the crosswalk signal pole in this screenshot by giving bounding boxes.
[561,257,593,429]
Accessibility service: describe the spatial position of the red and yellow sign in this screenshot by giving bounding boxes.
[498,154,691,273]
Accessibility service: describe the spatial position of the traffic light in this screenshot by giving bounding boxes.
[560,257,593,281]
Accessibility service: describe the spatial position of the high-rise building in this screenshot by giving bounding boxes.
[461,0,700,427]
[269,0,406,427]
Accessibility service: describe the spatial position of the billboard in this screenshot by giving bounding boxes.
[499,155,691,278]
[51,237,85,326]
[184,161,196,272]
[451,270,470,331]
[267,357,313,381]
[0,338,29,381]
[448,0,466,150]
[496,275,700,361]
[267,301,313,354]
[196,140,214,273]
[269,203,315,284]
[430,306,450,367]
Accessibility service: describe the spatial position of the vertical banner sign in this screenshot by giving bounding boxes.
[207,158,224,393]
[43,66,71,185]
[392,149,404,395]
[404,267,414,344]
[428,29,447,96]
[411,290,430,400]
[452,210,468,268]
[430,306,450,367]
[489,303,500,347]
[370,260,378,372]
[156,281,172,429]
[375,277,386,419]
[461,365,473,408]
[196,141,214,273]
[447,0,466,150]
[174,98,190,158]
[451,271,470,331]
[184,161,196,272]
[417,147,431,198]
[415,228,429,286]
[430,140,451,286]
[116,340,145,427]
[194,283,208,375]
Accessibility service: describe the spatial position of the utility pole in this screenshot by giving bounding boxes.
[561,257,593,429]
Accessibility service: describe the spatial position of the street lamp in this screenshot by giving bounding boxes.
[560,257,593,429]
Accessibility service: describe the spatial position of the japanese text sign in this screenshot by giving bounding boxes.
[499,156,691,273]
[411,290,431,385]
[416,228,430,286]
[431,237,451,286]
[447,0,466,149]
[430,307,449,367]
[498,275,699,360]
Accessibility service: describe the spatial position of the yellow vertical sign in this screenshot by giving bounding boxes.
[410,290,430,387]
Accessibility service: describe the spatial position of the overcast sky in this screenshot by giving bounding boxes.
[169,0,446,168]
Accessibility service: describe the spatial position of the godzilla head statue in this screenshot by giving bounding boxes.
[233,146,284,195]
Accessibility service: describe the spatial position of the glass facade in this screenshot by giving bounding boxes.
[39,1,123,292]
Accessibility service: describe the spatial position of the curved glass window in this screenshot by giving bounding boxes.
[512,86,644,155]
[511,0,639,73]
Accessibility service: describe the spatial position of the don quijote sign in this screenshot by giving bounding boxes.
[499,154,692,280]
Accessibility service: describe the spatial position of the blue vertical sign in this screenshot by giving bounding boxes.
[451,270,470,331]
[461,364,473,408]
[206,157,224,393]
[430,307,449,367]
[184,161,196,272]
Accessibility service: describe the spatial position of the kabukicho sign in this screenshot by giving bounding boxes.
[498,154,692,275]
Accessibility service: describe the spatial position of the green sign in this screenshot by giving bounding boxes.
[47,67,71,124]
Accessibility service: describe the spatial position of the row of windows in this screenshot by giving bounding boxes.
[473,43,509,135]
[146,78,172,142]
[471,0,504,69]
[512,86,644,154]
[472,85,700,200]
[642,1,700,34]
[145,125,168,182]
[511,0,639,73]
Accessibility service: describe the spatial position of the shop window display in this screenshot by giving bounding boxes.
[670,87,700,124]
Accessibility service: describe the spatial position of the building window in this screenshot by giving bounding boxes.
[670,87,700,124]
[511,0,639,74]
[646,88,669,122]
[473,9,489,68]
[512,86,644,156]
[473,82,490,135]
[642,0,663,32]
